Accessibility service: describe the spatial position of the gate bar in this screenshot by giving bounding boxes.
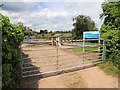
[22,60,103,78]
[23,48,57,52]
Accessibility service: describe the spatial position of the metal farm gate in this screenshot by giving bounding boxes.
[20,39,106,78]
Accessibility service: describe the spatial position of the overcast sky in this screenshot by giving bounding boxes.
[1,0,105,32]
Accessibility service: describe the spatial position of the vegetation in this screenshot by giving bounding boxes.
[24,26,34,36]
[2,14,25,88]
[100,1,120,66]
[36,38,50,40]
[72,15,98,39]
[99,61,119,76]
[49,30,72,37]
[74,47,98,52]
[39,29,48,38]
[1,1,120,88]
[40,29,48,34]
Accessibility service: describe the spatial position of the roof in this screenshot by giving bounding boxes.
[52,34,61,37]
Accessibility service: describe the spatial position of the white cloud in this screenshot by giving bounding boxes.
[31,8,70,18]
[18,18,25,23]
[1,2,104,32]
[1,0,105,2]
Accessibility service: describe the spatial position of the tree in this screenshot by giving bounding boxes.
[49,31,52,33]
[72,15,98,39]
[44,29,48,34]
[24,26,34,36]
[40,30,44,34]
[100,1,120,66]
[40,30,45,38]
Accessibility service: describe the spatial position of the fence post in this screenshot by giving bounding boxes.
[83,39,85,53]
[82,39,85,66]
[56,40,59,70]
[103,39,106,60]
[98,39,102,60]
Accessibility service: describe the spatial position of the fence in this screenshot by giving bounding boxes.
[20,39,106,78]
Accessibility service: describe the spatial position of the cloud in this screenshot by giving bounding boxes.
[1,2,104,32]
[1,0,105,2]
[31,8,70,18]
[2,2,42,12]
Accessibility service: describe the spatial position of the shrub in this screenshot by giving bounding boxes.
[1,14,24,88]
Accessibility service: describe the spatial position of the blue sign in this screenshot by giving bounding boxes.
[83,31,100,39]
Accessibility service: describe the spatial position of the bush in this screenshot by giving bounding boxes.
[2,64,13,88]
[100,1,120,67]
[1,14,24,88]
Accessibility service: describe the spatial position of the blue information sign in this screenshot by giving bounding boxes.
[83,31,100,39]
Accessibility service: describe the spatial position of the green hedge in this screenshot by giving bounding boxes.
[101,30,120,66]
[100,2,120,66]
[2,14,24,88]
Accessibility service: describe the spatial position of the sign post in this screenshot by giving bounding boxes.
[83,31,100,52]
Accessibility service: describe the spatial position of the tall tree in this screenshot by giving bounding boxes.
[100,1,120,66]
[44,29,48,34]
[40,30,44,34]
[72,15,98,39]
[24,26,34,36]
[40,30,44,38]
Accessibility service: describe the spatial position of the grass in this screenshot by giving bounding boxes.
[98,61,119,76]
[62,33,72,36]
[74,47,83,52]
[36,38,50,40]
[74,42,98,45]
[73,47,98,52]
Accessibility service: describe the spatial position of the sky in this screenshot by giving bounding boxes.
[1,0,105,32]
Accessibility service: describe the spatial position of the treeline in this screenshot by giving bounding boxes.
[39,29,71,34]
[48,30,71,33]
[37,29,72,38]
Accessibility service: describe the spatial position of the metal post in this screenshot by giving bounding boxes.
[83,39,85,53]
[98,39,100,52]
[98,39,101,60]
[82,53,85,66]
[103,39,106,60]
[56,40,59,70]
[82,39,85,66]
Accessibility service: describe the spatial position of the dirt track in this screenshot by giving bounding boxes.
[21,44,118,88]
[39,66,118,88]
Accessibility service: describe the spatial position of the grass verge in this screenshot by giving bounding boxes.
[98,61,119,76]
[73,47,98,52]
[36,38,50,40]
